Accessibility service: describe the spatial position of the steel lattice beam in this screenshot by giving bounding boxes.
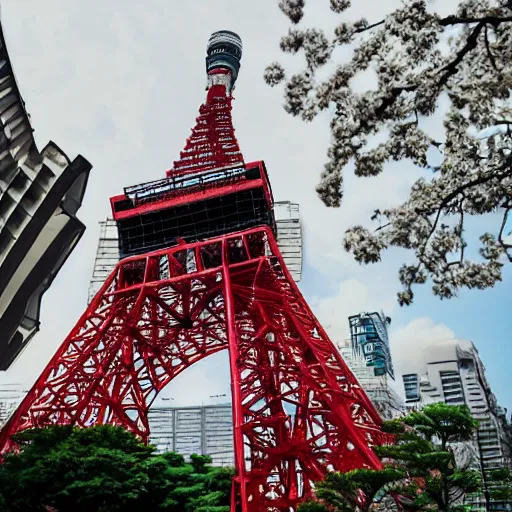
[0,227,387,511]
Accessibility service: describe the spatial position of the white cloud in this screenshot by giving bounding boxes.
[156,352,231,407]
[310,278,397,340]
[390,317,456,380]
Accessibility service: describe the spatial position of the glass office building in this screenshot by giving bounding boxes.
[348,312,394,379]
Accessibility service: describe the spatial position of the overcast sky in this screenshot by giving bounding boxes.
[0,0,509,411]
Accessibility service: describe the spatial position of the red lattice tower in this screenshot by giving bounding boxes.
[0,31,388,511]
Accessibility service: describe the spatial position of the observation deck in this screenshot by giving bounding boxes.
[108,30,265,258]
[110,161,275,258]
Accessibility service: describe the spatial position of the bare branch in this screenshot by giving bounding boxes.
[498,206,512,262]
[440,15,512,26]
[417,167,512,217]
[353,19,385,33]
[374,222,391,233]
[438,22,485,86]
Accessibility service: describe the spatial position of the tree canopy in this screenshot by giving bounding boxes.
[265,0,512,305]
[0,425,233,512]
[298,403,483,511]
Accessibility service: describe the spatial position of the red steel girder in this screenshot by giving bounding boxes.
[0,227,386,511]
[168,80,244,177]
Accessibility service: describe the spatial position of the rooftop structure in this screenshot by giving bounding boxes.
[349,311,395,379]
[0,19,91,369]
[206,31,243,88]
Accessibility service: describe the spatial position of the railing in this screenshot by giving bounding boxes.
[123,164,247,207]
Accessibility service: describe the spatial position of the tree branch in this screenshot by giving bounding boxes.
[357,20,500,133]
[357,85,417,133]
[374,222,391,233]
[484,25,499,72]
[416,167,512,217]
[498,206,512,262]
[447,201,466,268]
[440,15,512,26]
[353,20,385,34]
[438,22,485,86]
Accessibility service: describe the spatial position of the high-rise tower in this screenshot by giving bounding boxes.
[0,19,91,369]
[0,31,387,511]
[349,312,395,379]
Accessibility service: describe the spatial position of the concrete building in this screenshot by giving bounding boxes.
[402,339,511,511]
[273,201,302,282]
[148,404,234,466]
[348,312,394,379]
[0,383,25,427]
[0,19,91,369]
[337,338,404,420]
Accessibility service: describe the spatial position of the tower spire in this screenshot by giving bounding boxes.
[168,31,244,176]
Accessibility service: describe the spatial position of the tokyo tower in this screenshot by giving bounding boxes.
[0,31,387,511]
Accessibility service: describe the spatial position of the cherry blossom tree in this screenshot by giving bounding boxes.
[265,0,512,305]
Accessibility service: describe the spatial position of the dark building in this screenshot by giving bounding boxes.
[402,373,420,402]
[0,19,91,369]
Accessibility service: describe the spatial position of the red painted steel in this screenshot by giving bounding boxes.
[167,70,244,177]
[112,177,264,221]
[0,227,386,511]
[0,67,390,511]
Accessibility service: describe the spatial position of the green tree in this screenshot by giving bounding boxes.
[299,467,407,512]
[487,467,512,504]
[0,425,233,512]
[385,403,482,511]
[299,403,482,512]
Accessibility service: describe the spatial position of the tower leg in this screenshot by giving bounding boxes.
[224,254,383,511]
[0,227,385,511]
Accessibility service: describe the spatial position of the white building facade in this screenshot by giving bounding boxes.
[148,404,234,466]
[0,383,25,428]
[337,338,404,420]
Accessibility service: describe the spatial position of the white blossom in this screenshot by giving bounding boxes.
[264,62,286,86]
[343,226,387,263]
[334,22,354,44]
[267,0,512,303]
[280,29,304,54]
[278,0,305,24]
[330,0,351,13]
